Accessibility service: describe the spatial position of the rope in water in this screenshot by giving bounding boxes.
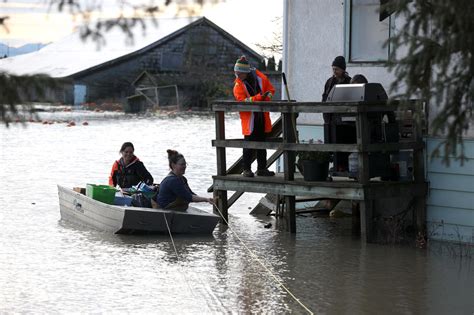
[162,213,216,313]
[211,202,314,315]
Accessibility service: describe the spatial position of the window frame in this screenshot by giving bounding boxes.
[344,0,394,65]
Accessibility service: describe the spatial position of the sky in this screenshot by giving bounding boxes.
[0,0,283,56]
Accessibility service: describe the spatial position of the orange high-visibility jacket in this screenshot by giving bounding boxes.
[233,69,275,136]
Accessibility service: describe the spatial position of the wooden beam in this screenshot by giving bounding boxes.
[213,176,365,200]
[365,182,427,199]
[212,100,423,114]
[227,191,244,208]
[212,139,358,152]
[213,139,424,152]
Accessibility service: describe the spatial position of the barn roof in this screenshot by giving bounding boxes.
[0,17,262,78]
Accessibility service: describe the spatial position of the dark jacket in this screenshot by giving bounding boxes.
[155,172,195,209]
[108,156,153,188]
[322,74,352,102]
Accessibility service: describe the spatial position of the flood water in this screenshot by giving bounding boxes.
[1,109,473,314]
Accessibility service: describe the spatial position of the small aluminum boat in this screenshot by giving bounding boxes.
[57,185,220,235]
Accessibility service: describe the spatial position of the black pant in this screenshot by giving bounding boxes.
[242,113,267,171]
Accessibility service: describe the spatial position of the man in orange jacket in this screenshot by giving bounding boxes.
[233,55,275,177]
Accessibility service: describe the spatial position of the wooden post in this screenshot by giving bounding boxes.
[282,112,296,232]
[352,201,361,235]
[215,110,228,223]
[359,198,374,243]
[216,190,228,224]
[285,196,296,232]
[413,103,426,236]
[356,111,374,241]
[356,111,370,184]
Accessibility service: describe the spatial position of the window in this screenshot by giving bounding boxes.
[347,0,391,62]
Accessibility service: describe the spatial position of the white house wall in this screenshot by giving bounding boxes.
[285,0,397,126]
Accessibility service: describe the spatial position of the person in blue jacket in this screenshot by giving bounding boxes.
[154,149,214,211]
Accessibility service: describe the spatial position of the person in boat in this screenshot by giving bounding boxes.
[108,142,153,189]
[152,149,214,211]
[233,55,276,178]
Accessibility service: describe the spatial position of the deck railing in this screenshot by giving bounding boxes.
[211,100,426,241]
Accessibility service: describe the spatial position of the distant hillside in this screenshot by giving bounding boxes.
[0,43,48,58]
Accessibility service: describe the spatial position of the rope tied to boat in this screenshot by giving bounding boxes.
[211,202,314,315]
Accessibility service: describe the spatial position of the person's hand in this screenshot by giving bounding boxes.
[262,91,272,101]
[208,197,216,204]
[150,198,159,209]
[252,94,264,102]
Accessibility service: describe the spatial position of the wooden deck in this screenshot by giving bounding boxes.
[211,100,427,242]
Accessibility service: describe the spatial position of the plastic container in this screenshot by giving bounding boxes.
[348,152,358,176]
[86,184,116,204]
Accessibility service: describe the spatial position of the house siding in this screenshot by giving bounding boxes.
[426,138,474,243]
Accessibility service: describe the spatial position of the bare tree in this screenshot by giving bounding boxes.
[255,17,282,58]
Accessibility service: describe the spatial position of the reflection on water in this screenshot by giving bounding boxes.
[0,110,473,313]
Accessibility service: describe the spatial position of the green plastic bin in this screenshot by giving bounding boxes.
[86,184,116,204]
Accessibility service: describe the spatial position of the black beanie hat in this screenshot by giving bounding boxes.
[332,56,346,70]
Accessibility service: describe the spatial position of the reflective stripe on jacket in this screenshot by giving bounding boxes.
[233,69,275,136]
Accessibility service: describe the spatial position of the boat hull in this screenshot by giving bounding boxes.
[58,185,219,235]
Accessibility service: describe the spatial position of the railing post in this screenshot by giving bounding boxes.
[282,112,296,232]
[215,110,228,223]
[412,102,426,237]
[356,111,370,184]
[356,110,374,242]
